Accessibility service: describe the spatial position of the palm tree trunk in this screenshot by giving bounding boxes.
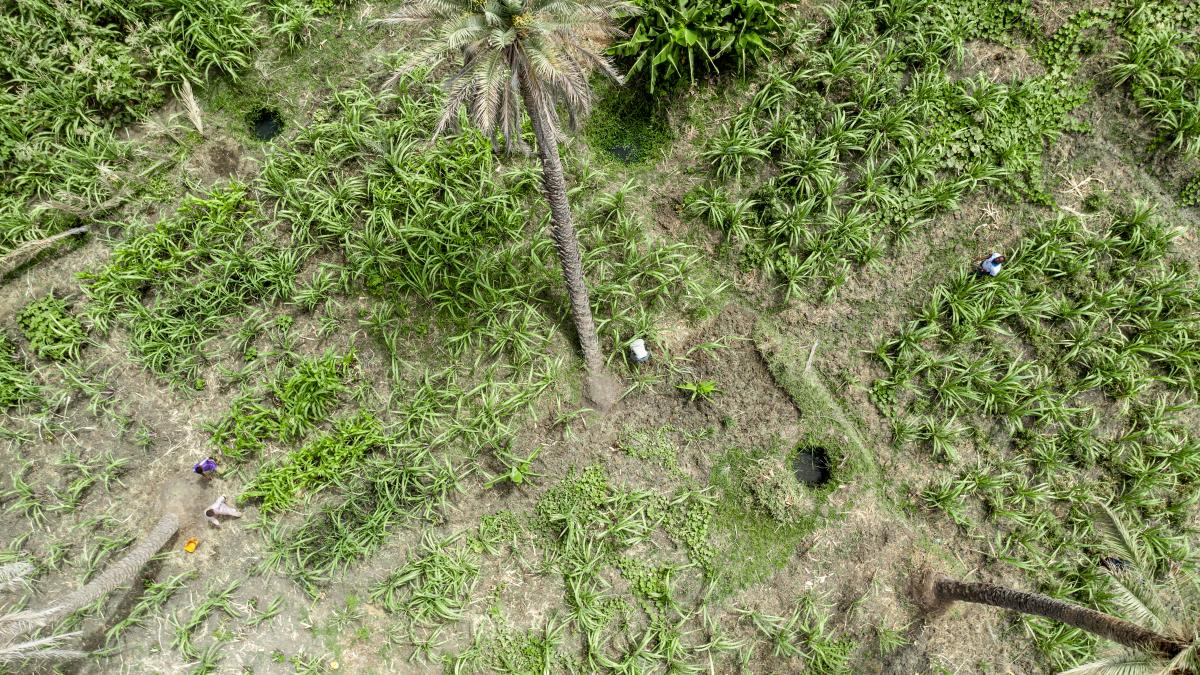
[0,512,179,640]
[516,75,606,385]
[925,576,1187,657]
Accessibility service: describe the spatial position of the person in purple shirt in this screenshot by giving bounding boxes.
[193,457,218,478]
[975,252,1006,277]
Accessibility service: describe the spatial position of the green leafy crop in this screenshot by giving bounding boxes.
[612,0,786,92]
[17,295,87,361]
[206,351,352,461]
[242,411,391,514]
[686,0,1086,300]
[1181,174,1200,207]
[874,196,1200,668]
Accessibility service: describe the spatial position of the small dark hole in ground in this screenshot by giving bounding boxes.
[608,143,638,163]
[793,446,831,486]
[249,108,284,141]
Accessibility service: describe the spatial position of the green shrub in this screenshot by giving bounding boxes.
[205,351,352,460]
[242,411,390,514]
[1181,174,1200,207]
[17,295,87,361]
[612,0,785,92]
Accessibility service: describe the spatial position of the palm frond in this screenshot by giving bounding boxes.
[0,632,84,664]
[179,80,204,135]
[470,51,509,134]
[534,0,641,21]
[1164,641,1200,675]
[380,0,468,23]
[443,21,490,50]
[1169,574,1200,632]
[524,40,590,111]
[1058,649,1164,675]
[0,563,33,593]
[1094,502,1148,572]
[433,66,478,136]
[394,0,627,149]
[1106,570,1169,634]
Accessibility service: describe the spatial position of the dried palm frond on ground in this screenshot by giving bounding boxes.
[0,227,88,278]
[180,80,205,135]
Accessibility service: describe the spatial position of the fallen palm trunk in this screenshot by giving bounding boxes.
[0,512,179,647]
[915,572,1188,657]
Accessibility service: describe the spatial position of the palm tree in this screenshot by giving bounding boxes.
[383,0,638,409]
[0,475,210,664]
[913,505,1200,673]
[0,513,179,663]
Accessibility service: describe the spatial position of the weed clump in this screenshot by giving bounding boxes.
[612,0,787,93]
[746,455,815,524]
[530,465,717,662]
[0,334,38,409]
[1109,2,1200,159]
[1032,2,1200,161]
[1180,174,1200,208]
[17,295,87,361]
[260,441,456,595]
[241,410,387,514]
[583,81,672,164]
[370,533,480,625]
[206,351,353,461]
[739,596,855,671]
[445,618,565,673]
[470,511,523,555]
[618,426,687,479]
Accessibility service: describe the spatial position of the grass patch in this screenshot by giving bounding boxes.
[708,445,822,597]
[583,79,673,164]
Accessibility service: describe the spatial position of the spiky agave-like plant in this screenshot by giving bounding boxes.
[382,0,640,410]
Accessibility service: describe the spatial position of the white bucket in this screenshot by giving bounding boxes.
[629,338,650,364]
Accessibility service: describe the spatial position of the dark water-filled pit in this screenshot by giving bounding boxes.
[249,108,283,141]
[793,445,832,486]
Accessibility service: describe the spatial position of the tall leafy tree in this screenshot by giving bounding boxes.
[385,0,638,408]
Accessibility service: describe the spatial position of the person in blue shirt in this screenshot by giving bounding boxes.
[975,252,1006,277]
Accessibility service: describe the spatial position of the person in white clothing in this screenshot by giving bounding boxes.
[974,252,1006,277]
